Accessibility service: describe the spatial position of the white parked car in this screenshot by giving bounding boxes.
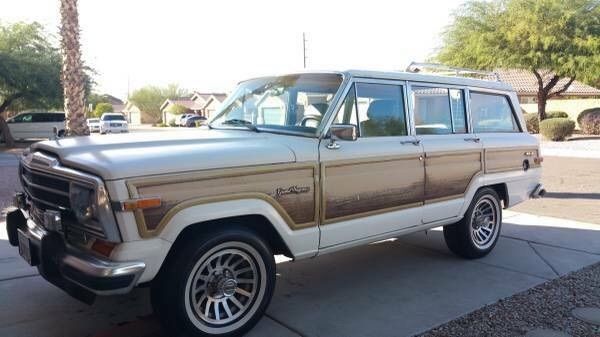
[86,118,101,133]
[6,112,65,140]
[7,70,544,337]
[99,113,128,134]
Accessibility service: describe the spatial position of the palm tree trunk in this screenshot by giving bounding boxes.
[59,0,89,136]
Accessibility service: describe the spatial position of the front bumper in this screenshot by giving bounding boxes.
[5,208,145,304]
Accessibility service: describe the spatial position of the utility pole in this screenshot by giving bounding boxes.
[302,32,307,69]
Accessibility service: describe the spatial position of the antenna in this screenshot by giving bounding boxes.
[302,32,307,69]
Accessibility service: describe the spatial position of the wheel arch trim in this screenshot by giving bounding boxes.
[156,197,319,260]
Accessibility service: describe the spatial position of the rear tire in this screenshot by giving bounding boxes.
[151,227,276,337]
[443,187,502,259]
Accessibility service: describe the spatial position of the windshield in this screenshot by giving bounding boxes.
[102,114,125,121]
[211,73,343,134]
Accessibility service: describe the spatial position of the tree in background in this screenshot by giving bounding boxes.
[60,0,89,135]
[92,102,113,117]
[167,103,189,115]
[436,0,600,120]
[129,84,189,123]
[0,22,63,147]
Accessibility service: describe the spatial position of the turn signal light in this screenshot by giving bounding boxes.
[119,197,162,211]
[92,239,116,257]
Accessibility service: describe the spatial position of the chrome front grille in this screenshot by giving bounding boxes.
[19,151,117,242]
[21,165,71,210]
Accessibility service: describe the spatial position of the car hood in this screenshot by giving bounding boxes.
[31,130,297,180]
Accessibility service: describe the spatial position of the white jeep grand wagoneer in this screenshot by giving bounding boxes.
[7,69,545,336]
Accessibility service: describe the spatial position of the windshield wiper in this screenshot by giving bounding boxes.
[221,119,260,132]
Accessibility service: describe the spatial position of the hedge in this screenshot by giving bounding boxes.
[577,108,600,127]
[581,114,600,135]
[539,118,575,141]
[546,111,569,119]
[524,113,539,133]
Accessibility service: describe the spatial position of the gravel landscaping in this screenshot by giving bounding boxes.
[418,262,600,337]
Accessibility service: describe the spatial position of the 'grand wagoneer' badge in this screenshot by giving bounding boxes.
[275,185,310,197]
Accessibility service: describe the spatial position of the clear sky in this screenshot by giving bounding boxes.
[3,0,465,99]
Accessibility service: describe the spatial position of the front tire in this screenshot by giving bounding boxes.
[151,228,276,337]
[443,187,502,259]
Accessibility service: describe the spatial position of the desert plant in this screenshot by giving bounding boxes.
[580,114,600,135]
[539,118,575,141]
[524,113,539,133]
[92,102,113,117]
[546,111,568,119]
[577,107,600,126]
[168,118,177,127]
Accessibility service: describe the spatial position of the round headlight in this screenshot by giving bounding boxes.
[70,183,95,222]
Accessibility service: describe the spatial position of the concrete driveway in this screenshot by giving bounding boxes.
[1,211,599,337]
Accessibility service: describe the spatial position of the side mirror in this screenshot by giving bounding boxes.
[330,124,357,141]
[326,124,357,150]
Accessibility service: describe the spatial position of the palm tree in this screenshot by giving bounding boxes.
[59,0,89,136]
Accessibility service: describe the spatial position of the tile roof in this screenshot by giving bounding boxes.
[496,69,600,96]
[169,99,204,110]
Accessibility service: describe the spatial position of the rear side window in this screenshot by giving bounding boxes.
[470,92,520,133]
[33,113,65,122]
[411,86,467,135]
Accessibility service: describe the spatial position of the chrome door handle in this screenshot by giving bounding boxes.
[464,137,480,143]
[400,139,421,146]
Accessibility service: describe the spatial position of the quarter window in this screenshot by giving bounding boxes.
[470,92,520,133]
[356,83,407,137]
[411,86,467,135]
[332,84,358,127]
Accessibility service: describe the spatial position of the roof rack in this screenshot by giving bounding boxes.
[405,62,500,81]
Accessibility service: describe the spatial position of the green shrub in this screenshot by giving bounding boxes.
[168,118,177,127]
[546,111,568,119]
[524,113,539,133]
[93,102,113,118]
[539,118,575,141]
[577,107,600,126]
[581,114,600,135]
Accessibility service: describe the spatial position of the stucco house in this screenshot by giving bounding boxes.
[160,98,204,125]
[496,69,600,121]
[202,93,228,120]
[122,101,144,125]
[160,93,228,124]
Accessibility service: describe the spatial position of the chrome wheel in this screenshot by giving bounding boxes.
[184,241,266,334]
[470,196,500,250]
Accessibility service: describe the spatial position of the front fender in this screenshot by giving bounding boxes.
[158,198,319,260]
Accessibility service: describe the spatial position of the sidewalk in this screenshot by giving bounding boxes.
[1,210,599,337]
[540,138,600,159]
